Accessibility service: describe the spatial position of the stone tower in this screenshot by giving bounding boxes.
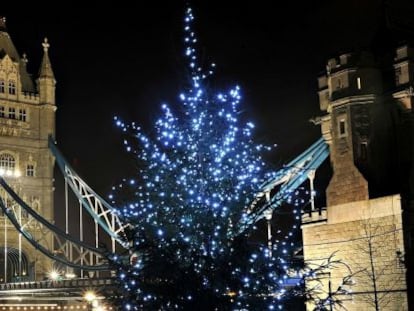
[319,52,381,207]
[0,17,56,281]
[302,49,410,310]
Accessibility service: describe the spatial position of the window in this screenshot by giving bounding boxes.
[8,80,16,95]
[336,78,343,89]
[360,142,367,160]
[8,107,15,119]
[0,80,4,93]
[395,67,402,85]
[18,109,26,122]
[357,77,362,90]
[0,153,15,175]
[0,107,4,118]
[31,198,40,212]
[339,119,346,137]
[26,164,35,177]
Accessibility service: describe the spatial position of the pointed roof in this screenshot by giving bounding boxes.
[38,38,55,80]
[0,17,20,62]
[0,17,36,92]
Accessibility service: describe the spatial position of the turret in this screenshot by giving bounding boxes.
[0,17,56,281]
[318,51,382,206]
[37,38,56,105]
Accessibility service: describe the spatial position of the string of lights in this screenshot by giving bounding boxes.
[108,7,306,310]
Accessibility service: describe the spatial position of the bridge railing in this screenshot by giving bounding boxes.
[0,277,115,292]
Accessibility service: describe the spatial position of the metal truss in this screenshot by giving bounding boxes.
[0,177,110,271]
[237,137,329,235]
[49,137,129,249]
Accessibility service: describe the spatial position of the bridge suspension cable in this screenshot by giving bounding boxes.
[0,177,111,271]
[0,136,328,270]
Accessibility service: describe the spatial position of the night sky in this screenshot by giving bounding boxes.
[1,0,411,201]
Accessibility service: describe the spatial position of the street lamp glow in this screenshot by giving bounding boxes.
[65,272,76,279]
[48,270,60,281]
[84,291,97,303]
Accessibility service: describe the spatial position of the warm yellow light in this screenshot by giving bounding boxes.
[65,272,76,279]
[48,270,60,281]
[84,291,97,302]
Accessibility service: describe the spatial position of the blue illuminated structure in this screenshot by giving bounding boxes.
[109,7,330,310]
[239,138,329,235]
[0,6,332,309]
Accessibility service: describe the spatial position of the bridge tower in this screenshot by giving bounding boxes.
[0,17,55,281]
[302,49,410,310]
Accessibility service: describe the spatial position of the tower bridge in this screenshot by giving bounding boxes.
[0,17,332,308]
[0,13,412,311]
[0,18,125,309]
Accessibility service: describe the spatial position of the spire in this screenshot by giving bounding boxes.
[37,38,56,105]
[39,38,55,79]
[21,53,28,71]
[0,17,6,32]
[22,53,28,65]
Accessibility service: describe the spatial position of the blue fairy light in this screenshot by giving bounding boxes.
[109,5,306,310]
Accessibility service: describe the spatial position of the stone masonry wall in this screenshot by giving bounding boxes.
[326,155,369,206]
[302,195,408,310]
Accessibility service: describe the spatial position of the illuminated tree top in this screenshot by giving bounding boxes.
[109,7,294,310]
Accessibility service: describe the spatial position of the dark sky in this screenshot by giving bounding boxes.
[1,0,410,199]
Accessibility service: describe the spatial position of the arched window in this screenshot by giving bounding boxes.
[0,153,15,175]
[0,247,30,282]
[0,80,4,93]
[8,80,16,95]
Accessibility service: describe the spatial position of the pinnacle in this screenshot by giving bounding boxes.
[0,17,6,32]
[39,38,55,80]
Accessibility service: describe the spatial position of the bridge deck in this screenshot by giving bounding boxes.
[0,278,116,309]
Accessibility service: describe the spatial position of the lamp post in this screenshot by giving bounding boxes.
[2,168,22,283]
[4,194,7,284]
[308,170,316,212]
[264,209,273,257]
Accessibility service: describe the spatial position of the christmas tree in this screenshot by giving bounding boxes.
[109,7,302,310]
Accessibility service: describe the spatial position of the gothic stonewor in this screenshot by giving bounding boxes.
[0,17,55,283]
